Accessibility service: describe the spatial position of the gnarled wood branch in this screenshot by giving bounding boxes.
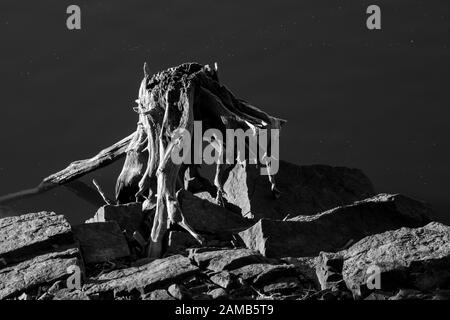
[0,62,286,261]
[0,132,135,204]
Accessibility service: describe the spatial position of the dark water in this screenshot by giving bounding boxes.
[1,0,449,224]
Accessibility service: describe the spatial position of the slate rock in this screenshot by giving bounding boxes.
[85,254,199,295]
[86,202,144,237]
[0,211,74,265]
[53,288,90,300]
[208,288,228,300]
[209,271,235,289]
[253,264,298,287]
[230,263,277,282]
[219,160,375,220]
[168,284,191,300]
[179,190,253,234]
[239,194,433,258]
[73,221,130,264]
[191,248,267,272]
[0,247,82,300]
[142,289,175,300]
[342,222,450,298]
[315,252,346,291]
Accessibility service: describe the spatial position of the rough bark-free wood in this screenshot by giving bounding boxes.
[0,62,286,259]
[0,132,135,204]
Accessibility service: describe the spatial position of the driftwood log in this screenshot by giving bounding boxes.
[0,62,286,258]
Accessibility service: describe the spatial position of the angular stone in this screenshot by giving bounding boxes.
[0,248,82,300]
[229,263,297,288]
[86,203,144,237]
[85,254,199,295]
[179,191,253,234]
[230,263,274,282]
[168,284,191,300]
[53,289,90,300]
[73,222,130,264]
[220,161,375,220]
[191,248,266,272]
[315,252,346,291]
[0,211,74,265]
[209,271,235,289]
[142,289,175,300]
[239,194,433,258]
[253,264,298,287]
[342,222,450,298]
[208,288,228,299]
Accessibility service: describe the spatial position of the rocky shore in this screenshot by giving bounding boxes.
[1,160,449,300]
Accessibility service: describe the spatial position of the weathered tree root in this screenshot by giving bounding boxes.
[121,62,286,257]
[0,62,286,259]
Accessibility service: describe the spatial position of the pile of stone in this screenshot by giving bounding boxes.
[1,161,449,300]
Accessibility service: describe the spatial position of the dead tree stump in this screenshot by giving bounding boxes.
[0,62,286,259]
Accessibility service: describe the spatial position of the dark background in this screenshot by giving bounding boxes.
[1,0,449,224]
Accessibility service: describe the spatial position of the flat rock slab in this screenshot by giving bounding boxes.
[219,160,375,220]
[190,248,267,272]
[253,264,298,287]
[179,191,253,234]
[53,289,90,300]
[73,222,130,264]
[342,222,450,298]
[209,271,235,289]
[231,263,279,282]
[0,248,82,300]
[239,194,433,258]
[85,254,199,295]
[0,211,74,265]
[230,263,297,287]
[86,203,143,237]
